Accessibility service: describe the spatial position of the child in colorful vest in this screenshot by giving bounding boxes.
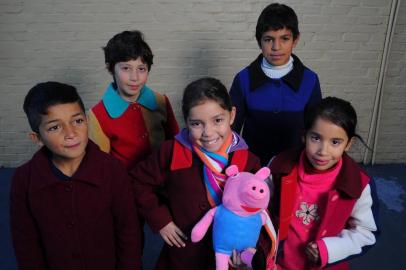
[88,30,179,169]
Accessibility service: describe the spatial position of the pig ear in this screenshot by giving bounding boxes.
[255,167,270,179]
[225,165,239,177]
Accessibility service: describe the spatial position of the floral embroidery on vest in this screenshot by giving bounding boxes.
[296,202,319,225]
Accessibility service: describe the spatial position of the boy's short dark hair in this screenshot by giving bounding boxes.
[23,82,85,133]
[103,30,154,73]
[255,3,300,47]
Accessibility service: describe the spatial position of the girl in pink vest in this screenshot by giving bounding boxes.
[256,97,380,270]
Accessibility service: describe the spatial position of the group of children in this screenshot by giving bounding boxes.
[10,3,379,270]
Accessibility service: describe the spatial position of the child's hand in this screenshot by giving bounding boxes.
[229,250,242,268]
[159,221,188,248]
[229,248,257,269]
[305,241,320,265]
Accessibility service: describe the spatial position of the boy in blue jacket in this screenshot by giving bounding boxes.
[230,3,322,165]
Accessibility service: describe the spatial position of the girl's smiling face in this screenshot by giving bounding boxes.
[186,99,236,152]
[305,117,353,171]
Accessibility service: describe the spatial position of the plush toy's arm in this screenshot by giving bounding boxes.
[191,207,217,243]
[260,211,267,225]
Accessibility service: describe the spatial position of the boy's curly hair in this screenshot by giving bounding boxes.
[103,30,153,73]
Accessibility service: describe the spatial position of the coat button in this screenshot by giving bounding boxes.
[199,203,208,210]
[331,194,339,202]
[64,185,72,192]
[321,229,327,236]
[66,221,74,229]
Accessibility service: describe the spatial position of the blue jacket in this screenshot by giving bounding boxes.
[230,54,321,165]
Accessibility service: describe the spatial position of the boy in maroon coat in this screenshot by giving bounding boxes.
[10,82,141,270]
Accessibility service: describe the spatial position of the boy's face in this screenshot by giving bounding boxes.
[30,102,88,166]
[260,27,299,66]
[113,57,149,103]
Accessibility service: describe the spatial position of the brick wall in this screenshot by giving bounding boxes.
[374,0,406,163]
[0,0,404,167]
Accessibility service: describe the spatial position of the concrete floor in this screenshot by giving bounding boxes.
[1,164,405,269]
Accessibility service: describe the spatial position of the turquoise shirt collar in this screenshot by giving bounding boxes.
[102,83,158,118]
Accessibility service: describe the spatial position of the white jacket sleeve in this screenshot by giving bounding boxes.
[322,184,378,264]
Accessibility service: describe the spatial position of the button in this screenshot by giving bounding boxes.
[199,203,208,210]
[331,194,339,202]
[321,229,327,236]
[64,185,72,192]
[66,221,74,229]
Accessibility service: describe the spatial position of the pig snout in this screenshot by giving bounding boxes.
[243,180,268,201]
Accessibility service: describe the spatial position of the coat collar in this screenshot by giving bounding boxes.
[270,148,364,199]
[102,83,158,118]
[248,53,305,92]
[174,128,248,152]
[171,129,249,171]
[30,140,105,192]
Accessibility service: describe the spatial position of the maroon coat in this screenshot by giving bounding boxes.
[10,140,141,270]
[130,139,261,270]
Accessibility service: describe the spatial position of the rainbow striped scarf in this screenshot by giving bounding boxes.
[192,133,234,207]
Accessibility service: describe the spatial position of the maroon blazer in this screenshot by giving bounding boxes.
[10,140,141,270]
[130,139,261,270]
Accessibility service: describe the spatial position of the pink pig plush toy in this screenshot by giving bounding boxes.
[191,165,272,270]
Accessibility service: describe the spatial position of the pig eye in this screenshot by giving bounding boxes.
[260,189,264,193]
[231,173,240,178]
[252,186,256,191]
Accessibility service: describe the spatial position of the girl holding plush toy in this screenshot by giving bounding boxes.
[130,77,263,269]
[261,97,380,270]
